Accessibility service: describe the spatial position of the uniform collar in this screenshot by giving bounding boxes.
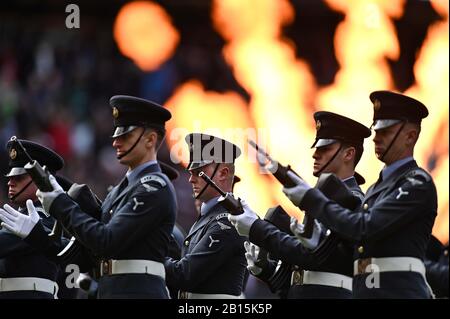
[341,175,357,187]
[200,196,221,216]
[381,156,414,181]
[126,160,158,185]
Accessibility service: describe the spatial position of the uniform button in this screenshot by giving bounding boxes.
[358,246,364,254]
[444,250,448,257]
[109,209,113,214]
[184,240,189,246]
[363,204,369,210]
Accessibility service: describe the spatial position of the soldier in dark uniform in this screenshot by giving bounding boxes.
[164,133,247,299]
[230,112,371,298]
[279,91,437,298]
[425,235,448,298]
[0,140,64,299]
[35,96,177,299]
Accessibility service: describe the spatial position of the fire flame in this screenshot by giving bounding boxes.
[115,0,448,242]
[113,1,179,71]
[404,0,449,243]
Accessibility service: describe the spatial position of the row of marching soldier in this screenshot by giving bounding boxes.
[0,91,447,299]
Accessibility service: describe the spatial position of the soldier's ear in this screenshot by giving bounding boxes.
[405,127,418,147]
[218,165,230,181]
[144,130,157,147]
[343,146,355,163]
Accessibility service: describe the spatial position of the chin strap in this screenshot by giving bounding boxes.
[314,144,343,177]
[194,163,220,200]
[9,179,33,201]
[379,121,406,162]
[117,128,147,160]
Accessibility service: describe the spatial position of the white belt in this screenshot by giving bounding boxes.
[354,257,426,276]
[353,256,435,298]
[180,292,245,299]
[100,259,165,280]
[0,277,58,298]
[291,270,353,291]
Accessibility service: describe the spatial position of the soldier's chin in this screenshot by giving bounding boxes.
[312,169,320,177]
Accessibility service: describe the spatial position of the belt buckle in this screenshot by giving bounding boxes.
[101,260,112,276]
[357,258,372,275]
[291,270,304,286]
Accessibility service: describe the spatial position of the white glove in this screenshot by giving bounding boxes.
[282,171,312,207]
[228,201,259,237]
[0,199,40,238]
[36,174,65,214]
[290,216,323,250]
[244,241,263,275]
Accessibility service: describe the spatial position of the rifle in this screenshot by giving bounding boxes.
[9,136,62,241]
[248,139,314,238]
[198,171,244,215]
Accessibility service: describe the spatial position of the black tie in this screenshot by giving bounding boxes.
[117,177,129,194]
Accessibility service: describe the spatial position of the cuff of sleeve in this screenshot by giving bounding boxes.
[248,219,269,246]
[299,188,327,218]
[50,193,73,220]
[24,221,49,246]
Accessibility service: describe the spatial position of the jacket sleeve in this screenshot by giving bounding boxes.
[249,219,316,268]
[300,172,437,243]
[164,218,242,290]
[0,212,56,258]
[425,259,449,297]
[49,180,171,257]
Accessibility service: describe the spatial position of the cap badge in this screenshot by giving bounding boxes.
[316,120,321,131]
[112,107,119,119]
[9,148,17,160]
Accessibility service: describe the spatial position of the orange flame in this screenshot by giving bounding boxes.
[114,1,449,242]
[209,0,318,220]
[165,80,275,214]
[113,1,179,71]
[405,0,449,244]
[318,0,406,189]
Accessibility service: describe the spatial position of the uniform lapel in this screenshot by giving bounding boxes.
[363,160,418,203]
[109,163,161,209]
[184,203,225,241]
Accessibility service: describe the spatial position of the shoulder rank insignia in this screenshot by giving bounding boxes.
[208,235,220,248]
[217,221,231,230]
[396,187,410,200]
[132,197,144,211]
[140,175,167,187]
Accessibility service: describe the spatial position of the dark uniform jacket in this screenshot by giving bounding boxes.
[48,163,177,299]
[0,202,59,299]
[249,177,363,299]
[299,160,437,298]
[425,241,448,298]
[165,200,246,297]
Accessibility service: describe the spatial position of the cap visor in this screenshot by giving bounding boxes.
[112,126,139,138]
[313,139,338,148]
[373,119,401,131]
[5,167,27,177]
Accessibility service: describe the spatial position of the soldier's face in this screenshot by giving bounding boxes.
[373,122,406,164]
[112,127,148,168]
[188,163,219,202]
[7,174,38,205]
[312,142,342,176]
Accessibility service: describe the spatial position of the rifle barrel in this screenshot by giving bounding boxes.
[198,172,227,197]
